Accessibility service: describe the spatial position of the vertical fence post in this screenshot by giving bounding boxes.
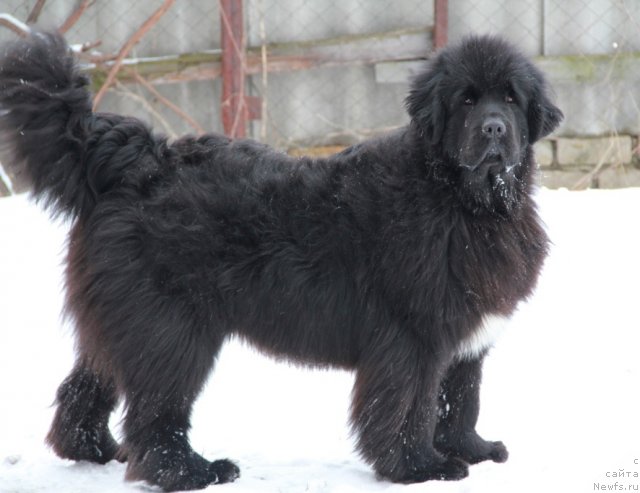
[433,0,448,50]
[220,0,247,138]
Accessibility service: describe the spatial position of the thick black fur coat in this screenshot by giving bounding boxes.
[0,32,562,491]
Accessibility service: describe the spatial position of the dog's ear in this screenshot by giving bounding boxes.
[405,65,446,145]
[527,80,563,143]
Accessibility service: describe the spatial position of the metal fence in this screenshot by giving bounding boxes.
[1,0,640,192]
[0,0,437,153]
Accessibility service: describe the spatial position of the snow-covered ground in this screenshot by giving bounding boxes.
[1,188,639,493]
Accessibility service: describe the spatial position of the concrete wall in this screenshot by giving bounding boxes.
[536,136,640,189]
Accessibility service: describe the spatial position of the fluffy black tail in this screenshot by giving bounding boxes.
[0,32,93,217]
[0,31,162,219]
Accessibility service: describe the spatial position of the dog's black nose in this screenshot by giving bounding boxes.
[482,118,506,138]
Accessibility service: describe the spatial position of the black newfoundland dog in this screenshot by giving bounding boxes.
[0,32,561,491]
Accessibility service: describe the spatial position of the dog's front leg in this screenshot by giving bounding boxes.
[350,330,469,483]
[434,354,509,464]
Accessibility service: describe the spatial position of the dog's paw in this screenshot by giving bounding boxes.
[437,432,509,465]
[210,459,240,483]
[487,440,509,463]
[126,446,240,491]
[426,456,469,481]
[392,456,469,483]
[47,424,120,465]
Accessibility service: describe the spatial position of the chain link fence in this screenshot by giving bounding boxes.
[245,0,434,149]
[449,1,640,129]
[449,0,640,187]
[2,1,219,59]
[1,0,640,192]
[0,0,434,152]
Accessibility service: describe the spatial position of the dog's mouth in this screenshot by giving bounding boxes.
[458,147,521,214]
[461,147,518,177]
[480,152,504,175]
[482,151,502,165]
[462,149,504,172]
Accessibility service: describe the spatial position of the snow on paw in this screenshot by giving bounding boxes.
[209,459,240,484]
[393,456,469,484]
[126,445,239,491]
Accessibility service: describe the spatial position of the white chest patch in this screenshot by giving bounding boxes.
[456,313,510,360]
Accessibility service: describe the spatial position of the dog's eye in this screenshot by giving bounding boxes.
[464,97,475,105]
[505,94,515,104]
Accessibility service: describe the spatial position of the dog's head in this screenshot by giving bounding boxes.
[406,35,563,214]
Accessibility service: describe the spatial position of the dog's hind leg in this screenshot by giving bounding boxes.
[118,332,239,491]
[434,356,508,464]
[46,361,121,464]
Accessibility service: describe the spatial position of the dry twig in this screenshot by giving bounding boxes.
[26,0,47,25]
[76,39,102,53]
[130,71,205,134]
[571,48,627,190]
[571,137,617,190]
[0,14,30,36]
[59,0,95,34]
[113,79,178,138]
[93,0,175,110]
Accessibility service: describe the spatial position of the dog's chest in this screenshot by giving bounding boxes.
[455,313,510,360]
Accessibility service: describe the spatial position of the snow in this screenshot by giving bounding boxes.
[1,188,640,493]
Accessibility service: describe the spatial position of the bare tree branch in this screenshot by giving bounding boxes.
[571,137,617,190]
[26,0,48,24]
[0,14,30,36]
[77,39,102,53]
[113,80,178,139]
[59,0,95,34]
[93,0,176,110]
[130,71,205,135]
